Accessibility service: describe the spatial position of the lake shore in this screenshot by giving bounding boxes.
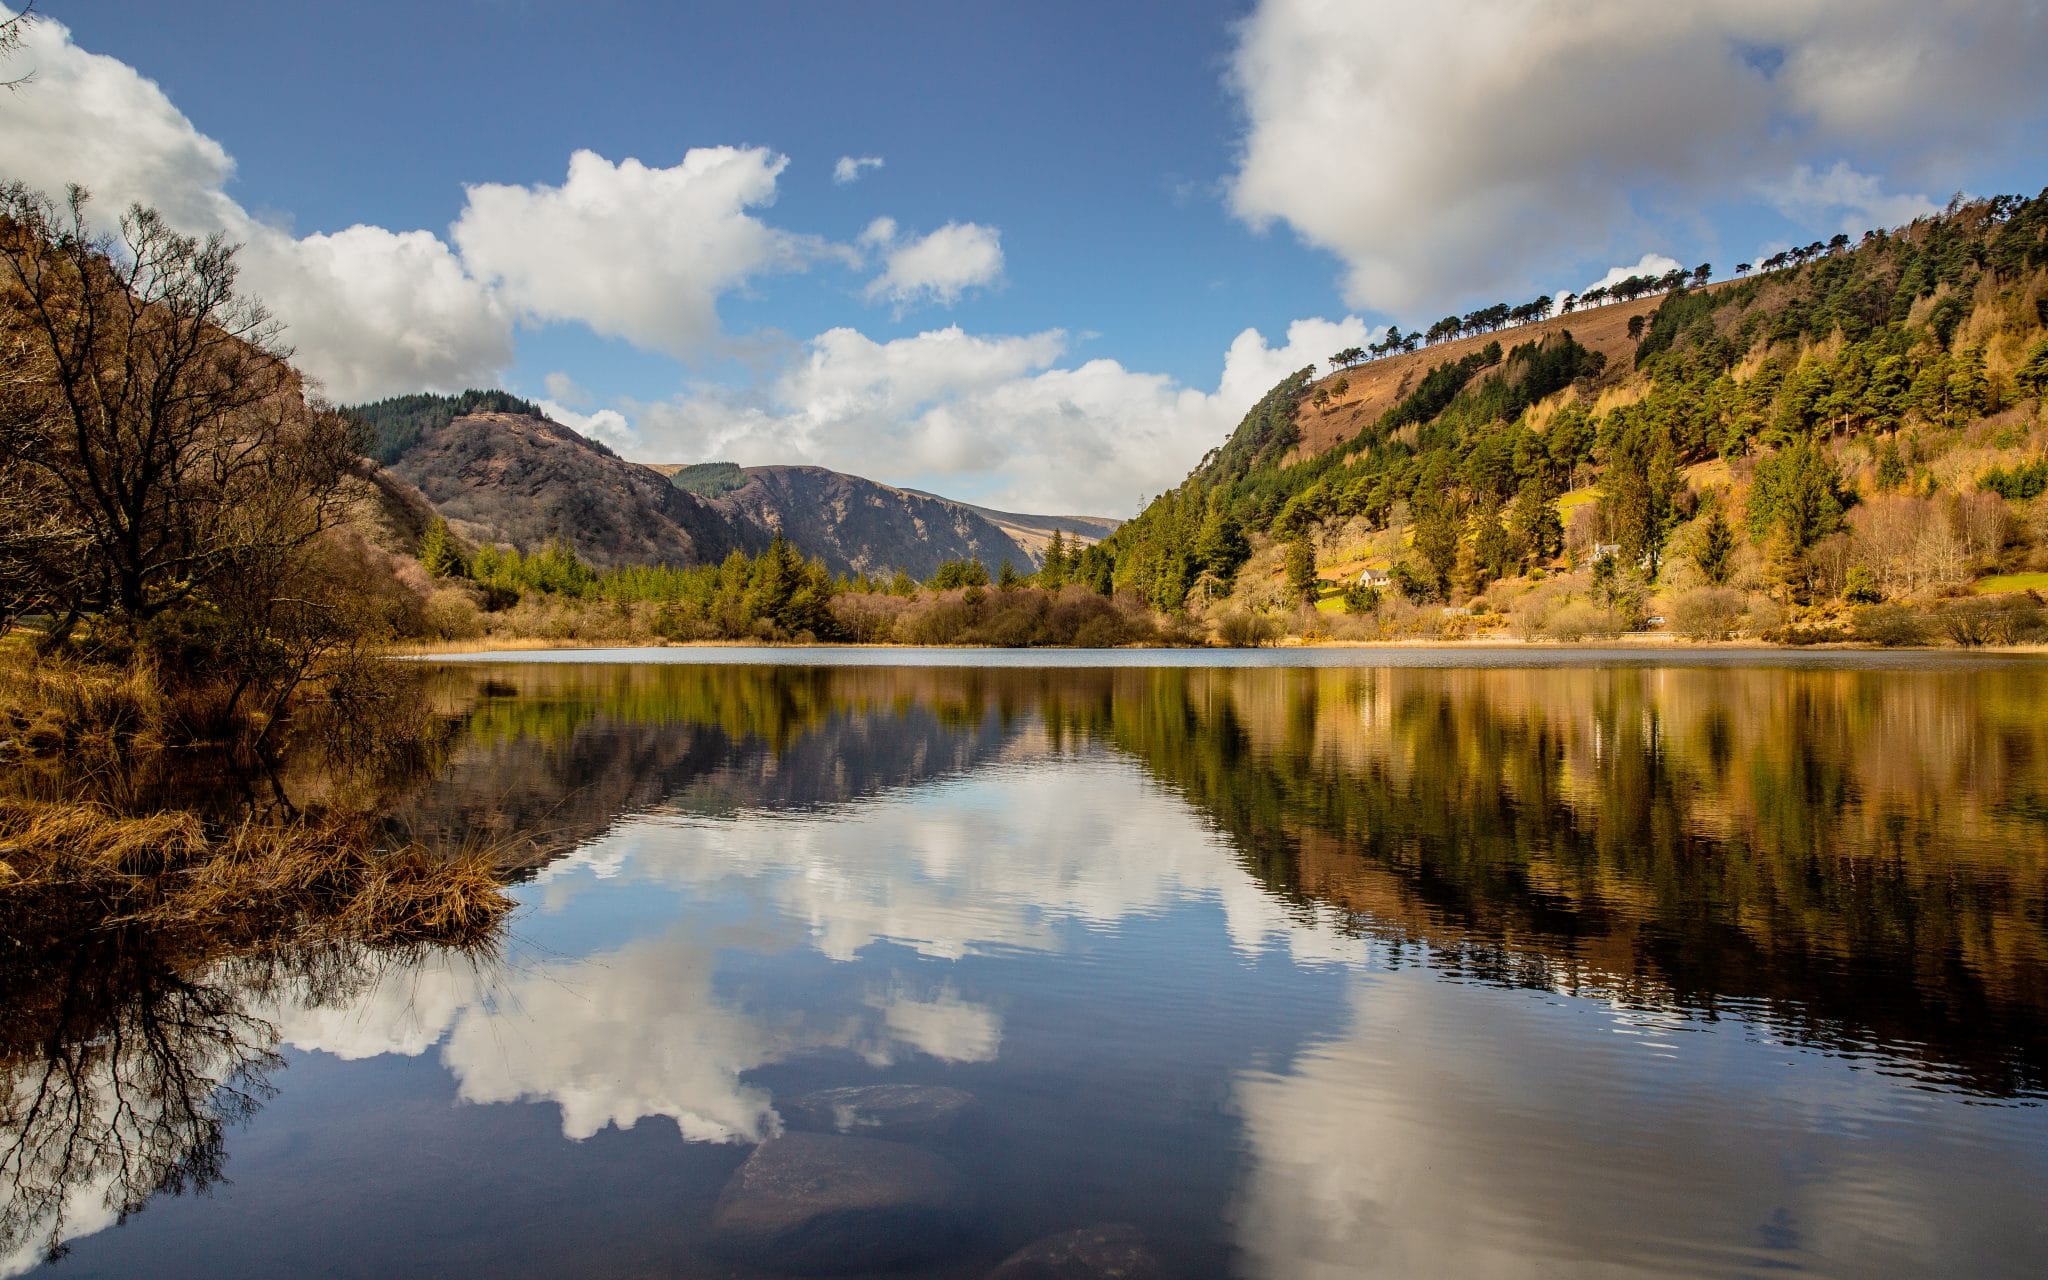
[387,632,2048,657]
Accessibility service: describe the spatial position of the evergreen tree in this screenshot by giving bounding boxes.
[1284,537,1318,604]
[1875,437,1907,491]
[1341,581,1381,615]
[1690,507,1735,585]
[1508,476,1563,569]
[1412,498,1460,600]
[418,516,464,578]
[1041,530,1068,587]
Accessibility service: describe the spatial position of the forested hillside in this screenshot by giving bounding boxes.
[1094,189,2048,641]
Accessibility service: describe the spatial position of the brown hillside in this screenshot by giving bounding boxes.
[1289,282,1745,460]
[639,464,1119,576]
[388,412,758,569]
[708,466,1036,579]
[905,494,1120,560]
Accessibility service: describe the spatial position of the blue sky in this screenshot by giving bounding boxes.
[5,1,2047,512]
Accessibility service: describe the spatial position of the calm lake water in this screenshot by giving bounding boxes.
[10,650,2048,1278]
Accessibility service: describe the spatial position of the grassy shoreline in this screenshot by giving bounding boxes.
[385,632,2048,656]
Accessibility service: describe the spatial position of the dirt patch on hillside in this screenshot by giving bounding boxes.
[1289,281,1748,461]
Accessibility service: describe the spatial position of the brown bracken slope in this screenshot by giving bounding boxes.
[1286,282,1745,461]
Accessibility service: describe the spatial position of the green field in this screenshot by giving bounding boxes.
[1973,573,2048,595]
[1557,487,1599,517]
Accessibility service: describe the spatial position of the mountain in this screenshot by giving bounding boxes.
[360,404,759,570]
[659,464,1118,579]
[348,394,1117,579]
[689,464,1043,580]
[903,493,1121,562]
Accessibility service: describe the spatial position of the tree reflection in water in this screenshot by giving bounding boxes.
[0,930,493,1271]
[399,660,2048,1095]
[7,657,2048,1273]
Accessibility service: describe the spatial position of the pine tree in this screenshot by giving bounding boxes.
[1411,497,1460,600]
[1875,437,1907,491]
[1041,530,1068,588]
[418,516,463,578]
[1691,507,1735,585]
[1284,537,1318,604]
[1470,495,1511,584]
[1508,476,1562,569]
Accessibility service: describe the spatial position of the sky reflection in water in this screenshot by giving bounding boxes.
[12,659,2048,1278]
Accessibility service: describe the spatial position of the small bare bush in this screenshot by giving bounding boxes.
[1216,610,1280,647]
[1542,602,1619,642]
[422,587,484,640]
[1667,588,1745,641]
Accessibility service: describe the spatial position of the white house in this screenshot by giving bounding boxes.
[1356,567,1392,588]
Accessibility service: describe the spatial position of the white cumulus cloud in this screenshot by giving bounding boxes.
[1580,253,1684,295]
[1226,0,2048,313]
[453,147,826,357]
[0,7,511,402]
[619,313,1374,513]
[0,12,860,400]
[543,371,591,408]
[833,154,885,185]
[864,221,1005,310]
[539,399,639,452]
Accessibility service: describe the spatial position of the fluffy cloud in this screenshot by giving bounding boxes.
[543,370,591,408]
[833,154,885,185]
[0,14,836,399]
[1227,0,2048,312]
[1580,252,1683,296]
[864,221,1005,309]
[0,9,511,402]
[453,147,825,357]
[624,313,1374,513]
[538,398,639,452]
[237,224,511,402]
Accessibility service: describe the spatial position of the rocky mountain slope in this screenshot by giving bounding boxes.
[349,395,1117,579]
[378,410,759,570]
[904,493,1121,562]
[702,465,1034,580]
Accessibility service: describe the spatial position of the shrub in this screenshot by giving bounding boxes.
[1071,614,1130,648]
[1935,595,2048,646]
[1667,588,1745,641]
[1541,602,1617,642]
[829,593,910,644]
[1851,604,1930,647]
[1216,611,1280,647]
[423,587,485,640]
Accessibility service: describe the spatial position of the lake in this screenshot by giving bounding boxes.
[9,650,2048,1278]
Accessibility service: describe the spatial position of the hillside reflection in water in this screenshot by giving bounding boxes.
[12,660,2048,1278]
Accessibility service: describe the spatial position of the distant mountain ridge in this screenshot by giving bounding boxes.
[903,492,1121,562]
[345,394,1115,579]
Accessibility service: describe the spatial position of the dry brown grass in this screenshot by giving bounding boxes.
[0,798,514,947]
[0,652,165,755]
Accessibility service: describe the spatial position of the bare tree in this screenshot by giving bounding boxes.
[0,184,357,639]
[0,4,35,92]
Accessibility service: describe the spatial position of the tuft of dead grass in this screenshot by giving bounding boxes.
[0,655,165,755]
[0,798,514,947]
